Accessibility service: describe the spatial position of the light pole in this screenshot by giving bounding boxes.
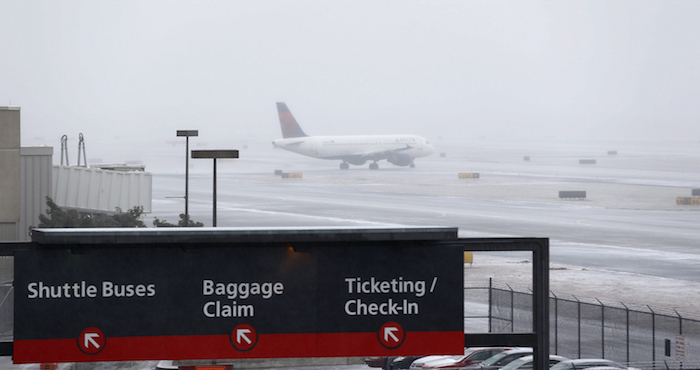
[191,149,239,227]
[177,130,198,226]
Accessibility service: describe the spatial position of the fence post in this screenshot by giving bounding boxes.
[675,309,683,370]
[488,278,492,333]
[507,284,514,332]
[675,309,683,335]
[551,291,558,355]
[648,305,656,367]
[621,302,630,364]
[574,295,581,359]
[597,299,605,359]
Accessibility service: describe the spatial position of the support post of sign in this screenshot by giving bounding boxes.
[191,150,239,227]
[532,240,550,370]
[213,158,217,226]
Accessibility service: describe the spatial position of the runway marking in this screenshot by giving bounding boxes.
[215,206,405,227]
[412,211,446,222]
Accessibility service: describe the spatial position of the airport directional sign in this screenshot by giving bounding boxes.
[14,227,464,364]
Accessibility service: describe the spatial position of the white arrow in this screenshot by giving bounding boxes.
[84,333,101,349]
[237,328,252,344]
[384,327,399,343]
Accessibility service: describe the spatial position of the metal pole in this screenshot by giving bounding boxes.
[190,149,237,228]
[621,302,630,364]
[552,291,558,355]
[597,298,605,359]
[213,158,217,227]
[532,242,550,370]
[178,130,198,226]
[648,306,656,366]
[574,295,581,359]
[185,136,190,227]
[488,278,492,333]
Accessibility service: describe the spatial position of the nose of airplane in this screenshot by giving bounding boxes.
[425,141,435,154]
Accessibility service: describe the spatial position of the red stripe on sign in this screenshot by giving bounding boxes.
[14,331,464,364]
[317,331,464,356]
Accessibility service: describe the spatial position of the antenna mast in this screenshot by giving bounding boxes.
[77,133,87,167]
[60,135,69,166]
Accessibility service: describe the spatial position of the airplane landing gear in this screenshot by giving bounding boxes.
[369,163,379,170]
[410,163,415,168]
[340,162,350,170]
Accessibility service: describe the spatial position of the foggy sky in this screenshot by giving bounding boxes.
[2,1,699,153]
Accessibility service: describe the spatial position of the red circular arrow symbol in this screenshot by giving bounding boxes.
[230,324,257,351]
[78,327,105,355]
[378,321,404,349]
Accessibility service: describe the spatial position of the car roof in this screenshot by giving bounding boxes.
[554,359,625,369]
[511,355,568,362]
[561,359,622,365]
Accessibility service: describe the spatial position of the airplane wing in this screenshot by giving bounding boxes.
[353,144,414,161]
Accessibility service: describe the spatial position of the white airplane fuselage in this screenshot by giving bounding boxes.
[272,135,434,162]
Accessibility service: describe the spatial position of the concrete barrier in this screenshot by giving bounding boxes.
[559,191,586,199]
[677,197,700,206]
[274,170,283,176]
[458,173,480,179]
[523,156,530,162]
[607,150,617,155]
[692,189,700,196]
[282,172,303,179]
[579,159,596,164]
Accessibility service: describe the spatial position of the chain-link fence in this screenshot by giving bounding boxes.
[465,279,700,370]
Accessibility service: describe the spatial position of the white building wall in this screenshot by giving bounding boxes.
[53,165,152,214]
[19,147,53,241]
[0,107,21,241]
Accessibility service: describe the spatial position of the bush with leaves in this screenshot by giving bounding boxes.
[153,213,204,227]
[37,197,146,228]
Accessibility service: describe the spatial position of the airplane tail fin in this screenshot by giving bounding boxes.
[277,102,308,138]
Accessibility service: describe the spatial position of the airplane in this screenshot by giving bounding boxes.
[272,102,435,170]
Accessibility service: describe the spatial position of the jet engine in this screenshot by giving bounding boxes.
[346,158,367,165]
[387,153,413,166]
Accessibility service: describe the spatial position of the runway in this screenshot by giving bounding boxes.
[144,137,700,282]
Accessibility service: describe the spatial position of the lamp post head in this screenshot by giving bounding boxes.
[177,130,199,137]
[191,150,239,159]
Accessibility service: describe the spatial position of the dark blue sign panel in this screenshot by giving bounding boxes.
[14,243,463,363]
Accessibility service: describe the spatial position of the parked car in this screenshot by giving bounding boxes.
[393,355,433,370]
[409,355,463,370]
[549,359,628,370]
[498,355,569,370]
[365,356,399,370]
[365,356,390,368]
[463,348,533,370]
[421,347,512,369]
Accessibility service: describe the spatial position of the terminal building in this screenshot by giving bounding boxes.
[0,106,152,242]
